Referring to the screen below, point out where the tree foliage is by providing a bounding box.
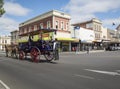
[0,0,5,17]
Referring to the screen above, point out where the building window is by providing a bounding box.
[86,23,93,28]
[24,28,27,33]
[29,26,32,32]
[34,25,37,31]
[22,28,24,34]
[47,21,51,29]
[40,23,43,29]
[99,26,101,31]
[95,33,100,39]
[27,28,29,33]
[103,36,106,38]
[61,21,64,30]
[66,22,69,31]
[2,40,4,43]
[5,40,7,44]
[55,21,59,29]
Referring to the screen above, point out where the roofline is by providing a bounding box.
[72,18,102,26]
[10,30,19,33]
[19,10,71,27]
[116,24,120,30]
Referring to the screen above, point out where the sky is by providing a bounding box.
[0,0,120,35]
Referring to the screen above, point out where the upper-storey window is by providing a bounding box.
[47,21,51,29]
[5,40,7,44]
[55,21,59,29]
[40,23,43,29]
[61,21,64,30]
[24,28,27,33]
[66,22,69,31]
[29,26,32,32]
[86,23,93,29]
[34,25,37,31]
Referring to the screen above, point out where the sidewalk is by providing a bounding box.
[59,50,105,55]
[0,50,105,56]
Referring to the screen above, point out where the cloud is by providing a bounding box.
[0,16,19,35]
[63,0,120,24]
[0,1,32,35]
[4,1,31,16]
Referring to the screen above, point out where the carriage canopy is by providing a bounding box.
[18,29,57,43]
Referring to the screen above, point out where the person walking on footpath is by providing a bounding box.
[87,45,89,54]
[53,38,59,60]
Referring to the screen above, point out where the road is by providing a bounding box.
[0,51,120,89]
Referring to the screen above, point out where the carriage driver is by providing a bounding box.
[38,31,46,49]
[28,34,34,50]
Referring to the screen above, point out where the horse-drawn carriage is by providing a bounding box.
[5,29,59,62]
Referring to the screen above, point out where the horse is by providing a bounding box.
[5,44,19,59]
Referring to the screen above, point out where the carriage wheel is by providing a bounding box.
[19,51,25,60]
[30,47,40,63]
[44,50,54,62]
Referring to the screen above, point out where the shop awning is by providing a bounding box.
[57,37,79,42]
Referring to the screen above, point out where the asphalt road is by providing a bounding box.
[0,51,120,89]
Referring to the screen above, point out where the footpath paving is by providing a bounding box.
[0,50,105,56]
[59,50,105,55]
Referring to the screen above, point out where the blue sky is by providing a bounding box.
[0,0,120,35]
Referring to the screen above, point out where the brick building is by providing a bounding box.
[19,10,77,51]
[72,18,103,50]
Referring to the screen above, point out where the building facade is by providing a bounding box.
[19,10,77,52]
[72,18,102,50]
[71,26,95,51]
[11,30,19,45]
[0,36,11,51]
[116,24,120,43]
[106,28,120,49]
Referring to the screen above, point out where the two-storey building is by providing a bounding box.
[19,10,77,52]
[72,18,103,50]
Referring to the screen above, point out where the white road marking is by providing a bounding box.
[73,74,95,79]
[85,69,120,76]
[0,80,10,89]
[116,70,120,72]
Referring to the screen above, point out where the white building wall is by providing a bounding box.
[0,36,11,51]
[101,27,108,40]
[75,27,95,43]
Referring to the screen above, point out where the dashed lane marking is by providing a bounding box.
[116,70,120,73]
[73,74,95,80]
[85,69,120,76]
[0,80,10,89]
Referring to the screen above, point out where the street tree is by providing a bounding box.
[0,0,5,17]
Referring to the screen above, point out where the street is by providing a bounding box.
[0,51,120,89]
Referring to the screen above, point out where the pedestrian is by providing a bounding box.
[87,45,89,54]
[53,38,59,60]
[5,45,8,57]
